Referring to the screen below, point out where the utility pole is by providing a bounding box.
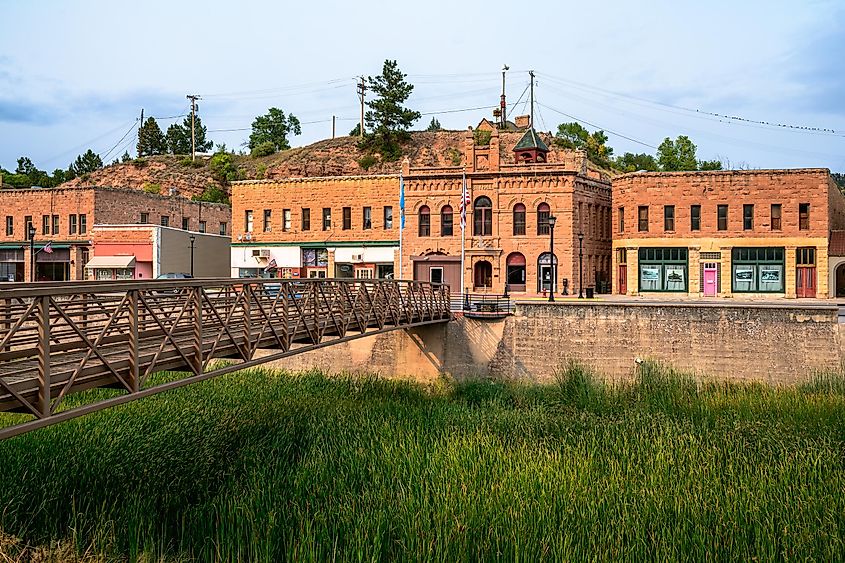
[357,77,366,138]
[138,108,144,157]
[529,70,535,129]
[186,94,200,161]
[500,65,509,128]
[332,115,336,139]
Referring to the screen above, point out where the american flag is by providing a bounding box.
[42,241,53,254]
[459,172,469,230]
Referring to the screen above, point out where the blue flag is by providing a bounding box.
[399,175,405,229]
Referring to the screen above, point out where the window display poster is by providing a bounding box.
[664,265,686,288]
[760,268,781,282]
[734,266,754,283]
[641,266,660,281]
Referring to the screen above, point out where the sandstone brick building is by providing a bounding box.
[0,187,230,282]
[612,169,845,298]
[229,121,613,296]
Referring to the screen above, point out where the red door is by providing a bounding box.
[618,264,627,294]
[796,267,816,298]
[703,265,718,297]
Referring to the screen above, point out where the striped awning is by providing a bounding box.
[85,255,136,269]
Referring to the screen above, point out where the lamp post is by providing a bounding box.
[189,235,196,277]
[28,225,36,283]
[548,215,556,302]
[578,231,584,299]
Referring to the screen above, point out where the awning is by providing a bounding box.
[85,255,136,269]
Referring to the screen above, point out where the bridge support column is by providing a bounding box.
[127,290,140,393]
[36,295,51,417]
[192,287,203,374]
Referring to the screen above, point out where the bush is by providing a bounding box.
[209,152,240,184]
[142,182,161,195]
[446,147,462,166]
[250,141,275,158]
[255,164,267,180]
[179,157,205,168]
[133,158,147,168]
[473,129,492,146]
[358,154,378,170]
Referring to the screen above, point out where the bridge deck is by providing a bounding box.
[0,278,450,439]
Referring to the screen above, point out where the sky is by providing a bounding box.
[0,0,843,173]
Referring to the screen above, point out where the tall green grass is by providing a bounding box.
[1,362,845,561]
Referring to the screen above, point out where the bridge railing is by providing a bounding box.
[0,278,450,439]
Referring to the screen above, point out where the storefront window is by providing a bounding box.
[638,248,688,292]
[731,247,784,293]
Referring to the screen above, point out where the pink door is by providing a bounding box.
[703,266,717,297]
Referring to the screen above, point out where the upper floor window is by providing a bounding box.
[513,203,526,236]
[799,203,810,230]
[322,208,331,231]
[717,205,728,231]
[342,207,351,230]
[69,214,77,235]
[302,208,311,231]
[219,222,228,236]
[537,202,551,235]
[52,215,59,235]
[5,216,12,236]
[419,205,431,237]
[199,221,207,233]
[42,215,49,235]
[638,206,648,232]
[140,212,149,224]
[618,206,624,233]
[363,207,372,230]
[441,205,453,236]
[263,209,272,232]
[663,205,675,232]
[244,210,253,232]
[79,214,87,234]
[160,215,169,228]
[690,205,701,231]
[182,217,189,230]
[283,209,291,231]
[771,204,782,231]
[743,204,754,230]
[384,206,393,229]
[474,196,493,236]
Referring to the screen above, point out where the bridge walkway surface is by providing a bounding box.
[0,278,451,439]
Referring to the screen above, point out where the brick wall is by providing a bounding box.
[94,188,231,235]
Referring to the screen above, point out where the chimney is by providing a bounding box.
[514,115,531,129]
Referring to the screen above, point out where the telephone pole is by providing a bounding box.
[500,65,509,128]
[528,70,535,129]
[138,108,144,157]
[332,115,336,139]
[357,77,366,138]
[186,94,200,161]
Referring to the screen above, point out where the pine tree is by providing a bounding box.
[136,117,167,157]
[426,117,442,131]
[166,115,213,155]
[361,60,421,161]
[67,149,103,177]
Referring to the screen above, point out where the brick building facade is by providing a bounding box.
[0,186,230,282]
[230,122,613,296]
[612,169,845,298]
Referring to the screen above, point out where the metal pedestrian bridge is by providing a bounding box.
[0,278,451,439]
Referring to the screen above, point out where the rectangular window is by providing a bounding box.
[283,209,291,231]
[771,204,782,231]
[342,207,351,230]
[743,204,754,230]
[263,209,272,232]
[638,206,649,232]
[663,205,675,232]
[384,206,393,229]
[199,221,207,233]
[717,205,728,231]
[244,210,253,232]
[5,216,12,236]
[537,208,550,235]
[638,247,688,292]
[140,212,149,224]
[419,210,431,237]
[799,203,810,231]
[363,206,372,230]
[690,205,701,231]
[797,247,816,266]
[69,214,77,235]
[442,209,454,236]
[302,208,311,231]
[513,208,526,236]
[618,207,624,233]
[24,216,32,237]
[732,247,784,293]
[182,217,189,230]
[42,215,49,235]
[322,208,331,231]
[52,215,59,235]
[219,222,227,236]
[79,214,87,234]
[160,215,169,227]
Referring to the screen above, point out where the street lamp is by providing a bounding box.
[548,215,556,302]
[28,225,36,283]
[189,235,196,277]
[578,231,584,299]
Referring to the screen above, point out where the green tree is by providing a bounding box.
[121,151,132,163]
[657,135,698,171]
[166,115,213,155]
[698,159,723,171]
[614,152,659,172]
[349,123,361,137]
[248,108,301,152]
[137,117,167,156]
[426,117,442,131]
[553,122,613,169]
[209,149,241,184]
[68,149,103,177]
[15,157,37,176]
[833,172,845,190]
[361,59,421,161]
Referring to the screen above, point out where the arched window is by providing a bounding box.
[474,260,493,288]
[506,252,526,292]
[473,196,493,236]
[537,203,551,235]
[441,205,453,236]
[513,203,526,236]
[418,206,430,237]
[537,252,558,293]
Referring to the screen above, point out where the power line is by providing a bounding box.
[537,101,658,149]
[101,121,139,162]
